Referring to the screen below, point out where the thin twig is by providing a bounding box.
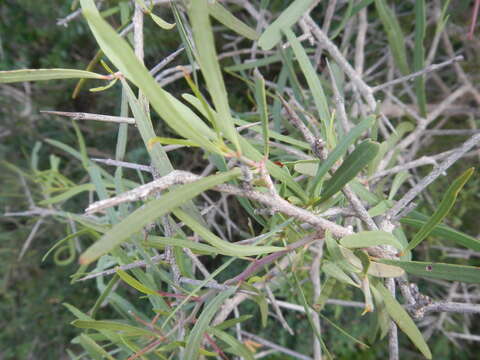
[386,132,480,218]
[372,56,464,92]
[78,254,166,281]
[240,331,312,360]
[84,170,353,237]
[41,111,135,124]
[18,217,45,261]
[387,278,399,360]
[91,158,153,172]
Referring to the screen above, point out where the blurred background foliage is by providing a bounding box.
[1,0,479,359]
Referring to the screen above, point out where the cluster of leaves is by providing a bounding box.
[1,0,480,359]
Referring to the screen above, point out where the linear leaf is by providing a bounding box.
[175,209,285,256]
[77,334,116,360]
[379,259,480,284]
[340,247,404,278]
[318,140,379,203]
[232,117,310,150]
[214,315,253,331]
[0,68,105,83]
[284,28,331,145]
[116,268,158,295]
[388,171,410,200]
[329,0,355,40]
[413,0,427,116]
[403,168,474,253]
[254,70,270,157]
[71,320,154,337]
[39,183,112,205]
[400,215,480,252]
[79,169,241,265]
[209,328,254,360]
[224,54,283,72]
[367,200,394,217]
[184,288,236,360]
[149,12,175,30]
[258,0,314,50]
[340,231,403,251]
[310,115,376,194]
[182,93,308,201]
[208,1,258,40]
[369,121,414,176]
[145,236,220,255]
[322,261,359,287]
[325,231,359,274]
[374,0,410,75]
[208,327,255,360]
[375,282,432,359]
[80,0,222,154]
[349,179,382,206]
[294,160,319,177]
[188,0,241,152]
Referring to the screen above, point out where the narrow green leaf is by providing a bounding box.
[294,160,319,177]
[291,267,332,359]
[208,1,258,40]
[369,122,414,176]
[318,141,380,203]
[413,0,427,116]
[322,261,359,287]
[310,115,376,194]
[224,54,282,72]
[367,200,394,217]
[149,12,175,30]
[340,231,403,251]
[351,0,375,17]
[79,169,241,265]
[80,0,222,154]
[374,0,410,75]
[388,171,410,200]
[116,268,158,295]
[64,302,93,321]
[340,247,404,278]
[184,288,236,360]
[42,229,92,262]
[183,93,310,150]
[0,68,106,83]
[403,168,474,253]
[187,0,241,152]
[325,231,360,274]
[254,70,270,158]
[182,93,308,201]
[241,282,268,327]
[232,117,310,150]
[379,259,480,284]
[145,236,220,255]
[175,209,285,256]
[329,0,355,40]
[214,315,253,331]
[400,215,480,252]
[39,183,110,205]
[78,334,116,360]
[318,311,370,348]
[375,282,431,359]
[71,320,154,337]
[284,28,332,145]
[258,0,314,50]
[209,328,254,360]
[90,274,119,319]
[349,179,382,206]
